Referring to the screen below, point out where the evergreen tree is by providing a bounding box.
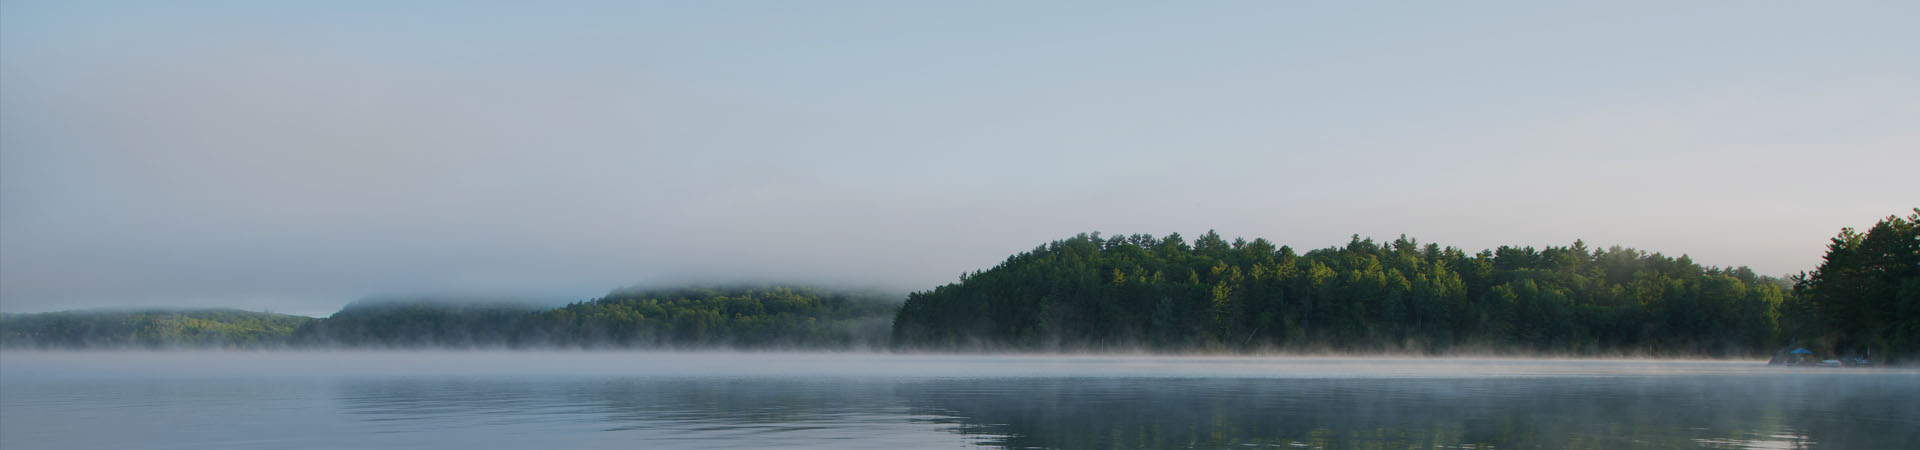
[1790,208,1920,363]
[893,230,1805,357]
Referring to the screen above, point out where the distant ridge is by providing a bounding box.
[2,285,900,350]
[7,210,1912,362]
[0,308,316,349]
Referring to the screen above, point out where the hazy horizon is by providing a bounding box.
[4,1,1915,316]
[0,232,1832,318]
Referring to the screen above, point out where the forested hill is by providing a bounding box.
[287,299,544,348]
[3,286,901,350]
[0,309,316,349]
[287,286,898,349]
[8,210,1909,357]
[515,286,897,349]
[892,231,1796,357]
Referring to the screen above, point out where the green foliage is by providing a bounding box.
[290,285,898,349]
[0,309,316,349]
[518,286,898,349]
[290,300,542,348]
[15,209,1910,359]
[1788,208,1920,363]
[893,231,1795,356]
[6,286,898,351]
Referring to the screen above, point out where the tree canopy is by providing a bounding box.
[289,299,542,348]
[4,286,899,351]
[285,285,898,349]
[0,309,316,349]
[1786,208,1920,362]
[512,285,897,349]
[10,210,1914,361]
[893,231,1792,357]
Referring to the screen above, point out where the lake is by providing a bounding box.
[1,352,1914,449]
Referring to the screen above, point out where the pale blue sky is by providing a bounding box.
[3,1,1915,315]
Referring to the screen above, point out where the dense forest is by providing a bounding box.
[0,309,315,349]
[286,286,897,349]
[892,231,1790,357]
[515,286,896,349]
[5,210,1912,361]
[1785,209,1920,363]
[894,210,1919,362]
[287,299,544,348]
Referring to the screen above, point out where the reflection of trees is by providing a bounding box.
[330,374,1917,450]
[333,379,554,430]
[894,375,1915,450]
[581,378,900,428]
[333,377,912,431]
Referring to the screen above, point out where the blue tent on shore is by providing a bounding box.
[1791,348,1813,355]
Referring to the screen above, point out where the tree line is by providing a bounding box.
[893,231,1789,356]
[1785,209,1919,362]
[894,209,1918,362]
[290,286,895,349]
[0,309,316,349]
[1,286,897,350]
[5,209,1912,361]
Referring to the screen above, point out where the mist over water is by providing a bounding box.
[4,352,1914,449]
[4,2,1914,449]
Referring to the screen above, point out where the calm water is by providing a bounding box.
[1,353,1914,450]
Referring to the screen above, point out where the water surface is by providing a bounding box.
[2,352,1913,449]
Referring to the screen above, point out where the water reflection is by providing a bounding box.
[12,355,1913,450]
[331,372,1918,450]
[892,377,1849,450]
[334,378,983,449]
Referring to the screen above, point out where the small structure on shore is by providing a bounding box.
[1768,347,1815,366]
[1767,347,1873,367]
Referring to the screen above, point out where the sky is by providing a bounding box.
[2,1,1915,316]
